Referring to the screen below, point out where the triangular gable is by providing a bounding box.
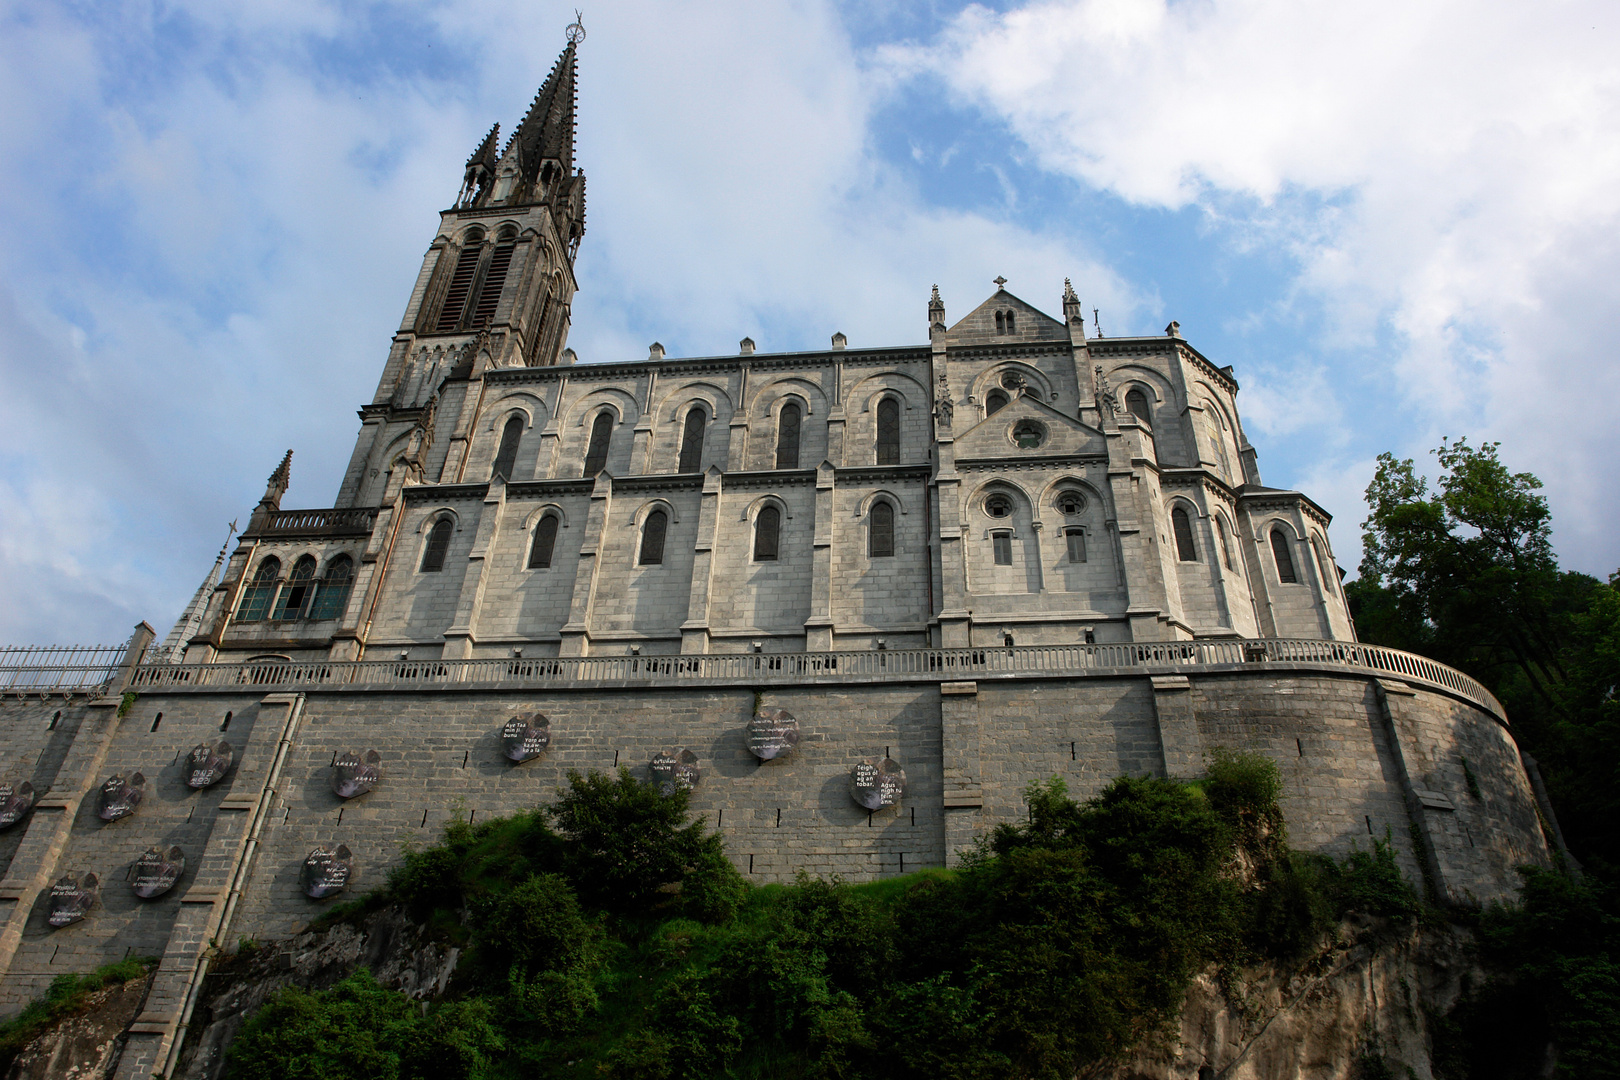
[953,393,1104,458]
[948,289,1069,343]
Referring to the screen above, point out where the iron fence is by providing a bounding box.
[0,644,130,693]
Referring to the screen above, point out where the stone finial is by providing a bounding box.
[649,342,664,361]
[739,337,756,355]
[831,332,847,351]
[928,284,945,327]
[560,348,577,365]
[258,450,292,511]
[1166,321,1182,338]
[1062,278,1083,324]
[994,275,1008,290]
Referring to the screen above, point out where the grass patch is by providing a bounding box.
[0,955,155,1073]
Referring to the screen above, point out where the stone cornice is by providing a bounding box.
[476,346,932,386]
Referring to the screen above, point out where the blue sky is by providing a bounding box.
[2,0,1618,645]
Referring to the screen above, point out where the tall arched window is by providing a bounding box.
[869,501,894,558]
[1270,527,1298,583]
[1215,515,1236,572]
[775,402,801,469]
[875,397,900,465]
[754,505,780,561]
[236,557,281,622]
[1125,389,1152,425]
[468,237,515,329]
[421,518,453,573]
[1313,535,1337,594]
[994,311,1005,334]
[1065,528,1087,563]
[582,411,613,477]
[1171,507,1197,562]
[639,510,668,565]
[433,237,484,332]
[985,390,1009,416]
[272,556,318,619]
[1005,311,1017,333]
[491,416,523,480]
[308,555,354,620]
[528,514,559,569]
[678,406,706,473]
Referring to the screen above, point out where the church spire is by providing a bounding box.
[457,123,501,208]
[511,21,581,187]
[156,524,235,664]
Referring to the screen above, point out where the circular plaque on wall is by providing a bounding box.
[849,756,907,811]
[97,773,146,822]
[301,845,354,899]
[186,741,234,789]
[131,845,186,900]
[0,781,36,829]
[746,708,800,761]
[332,750,382,799]
[48,872,98,927]
[649,749,700,796]
[501,713,552,762]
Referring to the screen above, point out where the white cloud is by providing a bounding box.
[889,0,1620,575]
[0,0,1131,643]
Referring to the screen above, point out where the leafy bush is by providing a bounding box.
[1327,834,1421,920]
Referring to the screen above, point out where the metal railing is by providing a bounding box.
[122,638,1506,721]
[0,644,130,693]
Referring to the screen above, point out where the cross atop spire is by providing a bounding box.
[994,276,1008,290]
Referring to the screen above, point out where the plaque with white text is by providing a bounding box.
[501,713,551,762]
[48,872,98,927]
[0,781,35,829]
[97,773,146,822]
[649,749,700,796]
[746,708,800,761]
[301,845,354,899]
[332,750,382,798]
[850,756,907,811]
[131,845,185,899]
[186,741,233,789]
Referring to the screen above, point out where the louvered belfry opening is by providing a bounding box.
[470,241,515,328]
[435,243,484,332]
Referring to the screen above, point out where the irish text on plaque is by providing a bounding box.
[849,756,907,811]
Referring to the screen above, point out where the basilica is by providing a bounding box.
[171,30,1355,668]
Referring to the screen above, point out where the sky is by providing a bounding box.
[1,0,1618,646]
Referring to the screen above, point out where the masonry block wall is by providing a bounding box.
[0,664,1552,1020]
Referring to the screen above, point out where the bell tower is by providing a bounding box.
[335,20,588,509]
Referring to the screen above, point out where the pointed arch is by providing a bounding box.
[639,508,668,566]
[421,517,454,572]
[272,555,318,619]
[678,404,707,473]
[1270,525,1298,584]
[1171,505,1198,562]
[583,410,613,477]
[309,554,354,620]
[868,499,894,558]
[529,512,561,569]
[875,396,900,465]
[491,415,524,480]
[775,400,802,469]
[236,557,281,622]
[753,504,781,561]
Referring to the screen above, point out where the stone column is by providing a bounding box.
[1150,675,1202,778]
[442,476,507,659]
[804,462,836,651]
[560,473,613,656]
[681,468,723,654]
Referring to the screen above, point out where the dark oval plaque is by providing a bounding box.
[649,749,700,796]
[97,773,146,822]
[501,713,551,763]
[850,756,907,811]
[48,872,98,927]
[0,781,35,829]
[301,844,354,899]
[747,708,800,761]
[332,750,381,799]
[131,845,185,900]
[187,741,234,789]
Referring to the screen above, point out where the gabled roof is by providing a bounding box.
[948,288,1069,344]
[952,392,1104,460]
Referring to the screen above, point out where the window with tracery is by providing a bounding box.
[776,402,801,469]
[1172,507,1197,562]
[583,411,612,477]
[754,505,780,561]
[1271,527,1298,583]
[272,556,318,619]
[640,510,667,565]
[985,494,1013,519]
[875,397,900,465]
[869,501,894,558]
[678,406,706,473]
[421,518,453,572]
[985,390,1009,416]
[308,555,353,620]
[491,416,523,480]
[529,514,559,569]
[236,558,280,622]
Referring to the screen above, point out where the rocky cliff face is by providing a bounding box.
[6,911,1479,1079]
[1106,915,1479,1080]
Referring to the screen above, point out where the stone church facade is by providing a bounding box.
[0,30,1560,1076]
